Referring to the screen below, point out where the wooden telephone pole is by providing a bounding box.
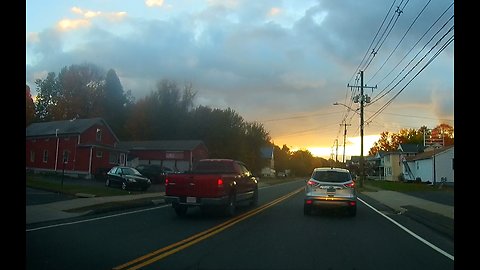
[347,71,376,188]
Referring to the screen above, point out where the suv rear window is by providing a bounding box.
[311,171,351,183]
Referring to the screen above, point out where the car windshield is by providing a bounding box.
[311,171,351,183]
[121,167,142,176]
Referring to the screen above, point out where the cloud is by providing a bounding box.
[268,7,281,17]
[57,18,91,31]
[145,0,164,8]
[26,0,453,156]
[55,7,127,32]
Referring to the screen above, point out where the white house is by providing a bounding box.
[404,145,454,185]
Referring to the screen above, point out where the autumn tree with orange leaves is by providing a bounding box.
[368,124,454,156]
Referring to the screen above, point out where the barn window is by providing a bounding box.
[30,151,35,163]
[96,128,102,142]
[43,150,48,163]
[96,151,103,158]
[63,150,70,163]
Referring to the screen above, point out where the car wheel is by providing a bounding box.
[105,179,110,187]
[121,182,127,190]
[224,193,236,217]
[304,204,311,216]
[173,203,188,217]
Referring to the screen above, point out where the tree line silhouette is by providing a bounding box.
[26,62,453,176]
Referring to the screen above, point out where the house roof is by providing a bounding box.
[118,140,206,151]
[405,145,454,161]
[374,151,387,158]
[398,143,424,153]
[26,117,119,142]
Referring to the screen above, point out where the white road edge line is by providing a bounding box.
[26,205,170,232]
[358,197,454,261]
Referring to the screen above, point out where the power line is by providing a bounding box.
[366,30,453,123]
[368,3,454,106]
[348,0,398,86]
[367,0,432,85]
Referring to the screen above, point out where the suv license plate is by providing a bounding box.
[186,197,197,203]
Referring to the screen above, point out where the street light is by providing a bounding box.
[333,102,360,115]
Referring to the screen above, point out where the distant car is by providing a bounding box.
[105,166,151,191]
[304,167,357,216]
[135,164,173,184]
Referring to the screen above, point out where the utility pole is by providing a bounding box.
[347,70,376,188]
[341,122,351,163]
[335,139,339,163]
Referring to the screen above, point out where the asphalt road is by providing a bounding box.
[26,180,454,270]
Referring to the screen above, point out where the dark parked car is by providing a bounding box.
[135,164,173,184]
[105,166,151,191]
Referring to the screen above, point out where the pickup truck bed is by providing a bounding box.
[164,159,259,216]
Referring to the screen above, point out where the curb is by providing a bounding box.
[66,196,167,215]
[75,193,96,198]
[359,191,454,240]
[402,205,454,240]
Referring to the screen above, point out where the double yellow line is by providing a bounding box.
[113,187,304,270]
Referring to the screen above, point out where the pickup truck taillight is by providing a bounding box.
[217,178,224,187]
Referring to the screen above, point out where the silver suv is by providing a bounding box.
[304,167,357,216]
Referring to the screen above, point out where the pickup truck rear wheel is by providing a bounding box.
[224,194,236,217]
[173,203,188,217]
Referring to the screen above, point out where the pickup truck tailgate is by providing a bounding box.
[166,174,225,197]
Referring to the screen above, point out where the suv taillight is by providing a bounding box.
[307,180,316,186]
[344,182,354,188]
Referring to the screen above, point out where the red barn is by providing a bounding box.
[26,118,128,179]
[118,140,209,172]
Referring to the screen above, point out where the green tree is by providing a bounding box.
[243,121,271,173]
[289,149,315,177]
[273,144,291,174]
[56,63,106,119]
[151,79,197,139]
[34,72,60,121]
[26,85,35,126]
[103,69,130,138]
[123,98,156,140]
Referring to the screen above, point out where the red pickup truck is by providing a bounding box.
[164,159,259,217]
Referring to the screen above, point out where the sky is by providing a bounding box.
[26,0,454,160]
